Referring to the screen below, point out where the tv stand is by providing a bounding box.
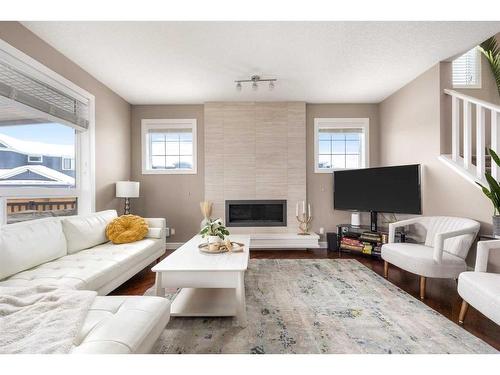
[370,211,378,232]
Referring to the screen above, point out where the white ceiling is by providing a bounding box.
[21,22,500,105]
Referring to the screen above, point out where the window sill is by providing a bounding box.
[142,168,197,175]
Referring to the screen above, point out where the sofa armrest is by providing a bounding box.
[388,217,423,243]
[433,226,479,263]
[145,218,166,245]
[475,240,500,272]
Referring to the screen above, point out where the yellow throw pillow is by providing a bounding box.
[106,215,149,244]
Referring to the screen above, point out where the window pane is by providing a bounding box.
[179,155,193,169]
[318,132,331,141]
[179,141,193,155]
[345,132,361,141]
[165,156,178,169]
[318,154,331,169]
[179,132,192,141]
[346,155,361,169]
[332,140,345,154]
[332,155,346,169]
[150,133,165,142]
[166,141,179,155]
[6,197,77,224]
[151,141,165,155]
[332,133,345,141]
[151,156,165,168]
[0,123,76,188]
[346,140,361,154]
[318,140,331,154]
[165,133,180,142]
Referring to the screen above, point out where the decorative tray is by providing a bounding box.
[198,241,245,254]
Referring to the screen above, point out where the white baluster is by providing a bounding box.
[476,105,485,179]
[463,100,472,170]
[492,110,500,180]
[452,96,460,162]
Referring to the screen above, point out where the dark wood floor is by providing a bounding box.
[110,248,500,351]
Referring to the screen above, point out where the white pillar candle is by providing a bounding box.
[308,203,311,217]
[302,201,306,214]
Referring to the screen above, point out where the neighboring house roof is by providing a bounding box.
[0,165,75,186]
[0,133,74,158]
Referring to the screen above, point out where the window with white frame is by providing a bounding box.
[0,39,95,224]
[452,47,481,88]
[27,155,43,163]
[314,118,369,173]
[142,119,197,174]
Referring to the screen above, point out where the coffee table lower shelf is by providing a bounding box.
[170,288,237,317]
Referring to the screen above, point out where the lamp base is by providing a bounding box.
[124,198,130,215]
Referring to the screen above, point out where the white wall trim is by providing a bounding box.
[166,242,184,250]
[141,118,197,175]
[314,117,370,173]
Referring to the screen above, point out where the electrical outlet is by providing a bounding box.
[170,228,176,236]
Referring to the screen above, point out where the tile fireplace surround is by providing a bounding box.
[204,102,307,234]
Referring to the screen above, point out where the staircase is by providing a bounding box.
[439,89,500,187]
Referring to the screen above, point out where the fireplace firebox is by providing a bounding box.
[225,200,287,227]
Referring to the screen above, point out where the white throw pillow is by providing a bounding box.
[0,217,67,280]
[62,210,118,254]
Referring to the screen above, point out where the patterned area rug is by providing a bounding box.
[151,259,497,354]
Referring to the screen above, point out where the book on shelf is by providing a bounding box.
[340,243,364,252]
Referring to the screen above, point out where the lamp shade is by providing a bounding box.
[116,181,140,198]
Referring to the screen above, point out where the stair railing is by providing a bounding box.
[444,89,500,181]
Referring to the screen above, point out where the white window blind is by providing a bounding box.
[0,59,89,130]
[452,47,481,88]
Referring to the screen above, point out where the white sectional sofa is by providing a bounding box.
[0,210,170,354]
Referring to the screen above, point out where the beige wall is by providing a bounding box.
[306,104,380,237]
[380,63,499,271]
[0,22,131,211]
[130,105,204,242]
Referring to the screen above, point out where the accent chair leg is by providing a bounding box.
[419,276,426,300]
[459,300,469,325]
[155,257,161,264]
[383,261,389,278]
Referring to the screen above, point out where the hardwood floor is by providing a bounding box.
[110,248,500,351]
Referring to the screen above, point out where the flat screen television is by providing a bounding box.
[333,165,421,229]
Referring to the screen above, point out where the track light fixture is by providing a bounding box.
[235,75,277,91]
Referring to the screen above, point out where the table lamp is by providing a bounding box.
[116,181,140,215]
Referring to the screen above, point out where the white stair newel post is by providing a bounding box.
[476,105,486,179]
[451,96,460,162]
[463,100,472,170]
[492,110,500,180]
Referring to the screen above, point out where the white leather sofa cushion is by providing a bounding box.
[382,242,467,278]
[147,227,162,239]
[0,217,67,280]
[71,296,170,354]
[458,271,500,325]
[0,238,162,291]
[62,210,117,254]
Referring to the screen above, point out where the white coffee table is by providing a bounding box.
[152,234,250,326]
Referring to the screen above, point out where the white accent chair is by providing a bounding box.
[381,216,480,300]
[457,240,500,326]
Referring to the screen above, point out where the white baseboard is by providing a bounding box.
[166,242,184,250]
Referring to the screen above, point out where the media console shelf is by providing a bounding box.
[336,224,406,258]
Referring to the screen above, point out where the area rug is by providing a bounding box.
[151,259,497,354]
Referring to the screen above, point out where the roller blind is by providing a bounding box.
[0,59,89,130]
[452,47,481,87]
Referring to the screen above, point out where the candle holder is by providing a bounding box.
[296,212,312,235]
